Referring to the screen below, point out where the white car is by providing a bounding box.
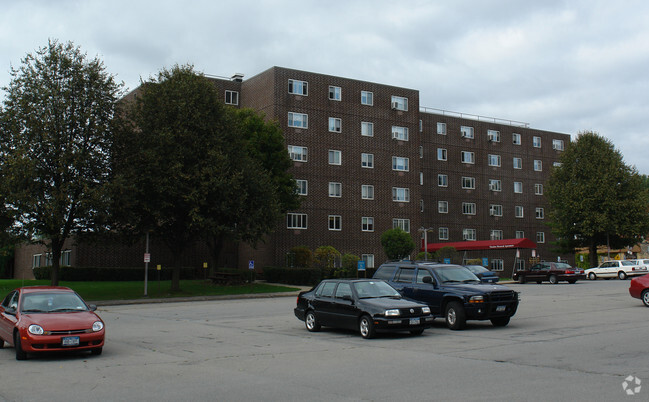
[631,259,649,270]
[585,260,648,280]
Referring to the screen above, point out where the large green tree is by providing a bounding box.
[381,228,415,260]
[546,131,649,267]
[0,40,123,285]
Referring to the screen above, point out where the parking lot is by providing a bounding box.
[1,279,647,401]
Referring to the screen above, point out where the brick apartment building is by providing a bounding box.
[13,66,571,279]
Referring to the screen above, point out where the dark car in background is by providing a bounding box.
[629,274,649,307]
[513,262,585,284]
[374,262,519,330]
[294,279,434,339]
[464,265,500,283]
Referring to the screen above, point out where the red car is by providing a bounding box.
[629,274,649,307]
[0,286,105,360]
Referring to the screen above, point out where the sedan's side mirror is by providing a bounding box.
[341,295,354,303]
[88,304,97,311]
[422,276,433,284]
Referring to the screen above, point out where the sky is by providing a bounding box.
[2,0,649,173]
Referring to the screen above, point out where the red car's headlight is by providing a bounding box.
[28,324,44,335]
[92,321,104,332]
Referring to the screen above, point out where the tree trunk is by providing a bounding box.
[589,241,598,268]
[50,238,63,286]
[171,253,181,292]
[207,236,225,273]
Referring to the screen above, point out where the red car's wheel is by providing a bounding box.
[14,331,27,361]
[642,289,649,307]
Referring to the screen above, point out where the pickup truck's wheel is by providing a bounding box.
[642,289,649,307]
[490,317,510,327]
[305,310,321,332]
[549,275,558,284]
[445,301,466,330]
[618,271,627,280]
[359,315,375,339]
[588,272,597,280]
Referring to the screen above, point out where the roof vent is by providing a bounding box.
[231,73,244,82]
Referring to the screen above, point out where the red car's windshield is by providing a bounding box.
[20,292,89,313]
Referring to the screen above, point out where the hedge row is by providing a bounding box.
[262,266,321,286]
[33,266,199,281]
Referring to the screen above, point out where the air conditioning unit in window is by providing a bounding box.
[489,183,497,191]
[391,101,399,110]
[489,208,496,216]
[392,131,400,139]
[487,134,495,142]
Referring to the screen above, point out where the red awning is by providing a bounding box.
[423,238,537,252]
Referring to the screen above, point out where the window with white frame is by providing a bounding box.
[361,121,374,137]
[513,133,522,145]
[463,228,476,241]
[361,153,374,168]
[438,174,448,187]
[328,86,341,101]
[438,201,448,213]
[488,154,501,167]
[225,90,239,105]
[419,146,424,158]
[392,187,410,202]
[437,122,447,135]
[362,254,375,268]
[419,172,424,186]
[61,250,71,266]
[513,157,522,169]
[288,79,308,95]
[462,202,476,215]
[515,259,526,271]
[514,181,523,193]
[328,182,341,198]
[461,151,475,164]
[533,136,541,148]
[361,184,374,200]
[462,176,475,189]
[328,117,342,133]
[295,179,308,195]
[489,179,502,192]
[361,91,373,106]
[487,130,500,142]
[287,213,308,229]
[362,217,374,232]
[534,160,542,171]
[393,218,410,232]
[553,162,562,167]
[515,230,525,238]
[392,156,409,171]
[460,126,474,139]
[439,227,449,240]
[489,204,503,217]
[32,254,42,268]
[490,259,504,271]
[536,207,545,219]
[515,206,524,218]
[536,232,545,243]
[392,126,409,141]
[553,139,564,151]
[288,112,308,128]
[288,145,308,162]
[328,150,341,165]
[490,230,504,240]
[419,120,423,132]
[329,215,342,231]
[535,183,543,195]
[437,148,447,161]
[391,95,408,111]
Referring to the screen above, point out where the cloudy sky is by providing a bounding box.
[2,0,648,173]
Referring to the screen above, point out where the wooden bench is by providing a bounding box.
[208,271,244,286]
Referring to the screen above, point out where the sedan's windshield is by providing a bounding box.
[20,292,88,313]
[354,281,401,298]
[432,266,480,283]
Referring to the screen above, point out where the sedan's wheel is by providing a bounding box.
[490,317,510,327]
[14,332,27,361]
[588,272,597,280]
[618,271,627,280]
[549,275,558,284]
[567,279,577,284]
[518,275,526,284]
[359,315,376,339]
[0,337,5,349]
[90,347,103,356]
[641,289,649,307]
[409,328,425,336]
[445,301,467,330]
[305,310,321,332]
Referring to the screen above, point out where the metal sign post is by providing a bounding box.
[144,232,150,297]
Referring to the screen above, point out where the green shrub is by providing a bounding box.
[334,253,359,278]
[263,266,321,286]
[314,246,341,279]
[291,245,313,268]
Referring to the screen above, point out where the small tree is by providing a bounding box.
[291,246,313,268]
[381,228,415,260]
[436,246,459,263]
[335,253,360,278]
[314,246,341,278]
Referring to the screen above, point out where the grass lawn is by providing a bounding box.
[0,279,300,302]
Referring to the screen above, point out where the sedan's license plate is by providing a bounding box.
[61,336,80,346]
[409,318,420,325]
[496,305,506,312]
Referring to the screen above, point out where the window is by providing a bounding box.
[61,250,71,266]
[515,206,524,218]
[419,120,423,132]
[361,184,374,200]
[419,146,424,159]
[438,201,448,213]
[489,204,503,217]
[552,139,564,151]
[488,154,501,167]
[487,130,500,142]
[392,156,409,171]
[437,148,447,161]
[514,182,523,193]
[288,79,308,95]
[490,259,504,271]
[536,232,545,243]
[534,160,542,171]
[438,174,448,187]
[513,133,521,145]
[329,215,342,231]
[462,176,475,189]
[288,112,308,128]
[419,172,424,186]
[393,218,410,232]
[535,183,544,195]
[361,254,375,268]
[361,121,374,137]
[515,259,526,271]
[328,150,341,165]
[515,230,525,238]
[462,202,476,215]
[536,208,545,219]
[533,136,541,148]
[396,268,415,283]
[391,95,408,111]
[288,145,308,162]
[490,230,504,240]
[461,151,475,164]
[328,182,341,197]
[32,254,42,268]
[513,157,522,169]
[489,179,502,192]
[463,228,476,241]
[460,126,474,139]
[553,162,562,167]
[437,122,447,135]
[295,179,308,195]
[328,117,342,133]
[328,86,341,101]
[361,91,373,106]
[361,153,374,168]
[439,227,449,240]
[392,126,409,141]
[392,187,410,202]
[362,217,374,232]
[335,283,352,299]
[225,90,239,105]
[287,213,308,229]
